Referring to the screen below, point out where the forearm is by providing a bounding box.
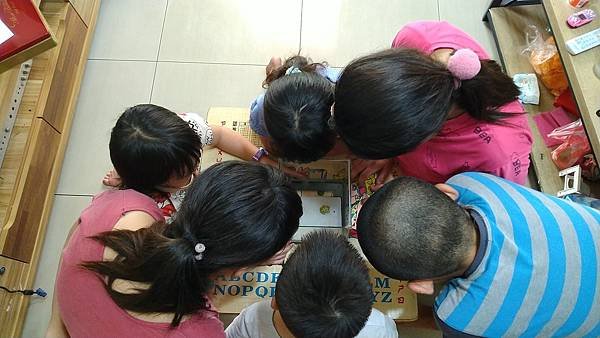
[211,126,259,161]
[46,290,68,338]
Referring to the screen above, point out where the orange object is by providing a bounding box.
[552,134,591,169]
[528,37,569,96]
[569,0,589,8]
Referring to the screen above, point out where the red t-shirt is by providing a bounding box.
[56,189,225,338]
[392,21,533,184]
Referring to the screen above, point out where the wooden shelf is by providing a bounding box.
[488,5,565,194]
[542,0,600,165]
[489,4,600,197]
[0,0,100,336]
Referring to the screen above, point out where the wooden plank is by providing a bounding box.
[0,66,20,131]
[67,0,97,27]
[542,0,600,165]
[39,5,87,132]
[0,256,29,338]
[489,5,565,194]
[2,119,61,262]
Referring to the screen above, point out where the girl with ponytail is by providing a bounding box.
[49,161,301,337]
[334,21,533,187]
[250,55,350,163]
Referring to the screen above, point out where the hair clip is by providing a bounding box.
[285,66,302,76]
[327,115,336,130]
[447,49,481,87]
[194,242,206,261]
[327,105,336,130]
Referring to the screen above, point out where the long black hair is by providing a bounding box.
[83,161,302,327]
[334,48,520,159]
[109,104,202,193]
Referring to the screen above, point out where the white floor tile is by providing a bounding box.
[56,60,156,195]
[301,0,439,68]
[159,0,301,64]
[88,0,167,61]
[439,0,500,60]
[22,195,93,338]
[151,62,265,118]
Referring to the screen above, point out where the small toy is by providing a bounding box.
[569,0,589,8]
[567,9,596,28]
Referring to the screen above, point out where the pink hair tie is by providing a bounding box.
[447,49,481,87]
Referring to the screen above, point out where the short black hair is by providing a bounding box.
[109,104,202,193]
[264,72,336,163]
[276,231,373,338]
[334,48,519,159]
[357,177,474,280]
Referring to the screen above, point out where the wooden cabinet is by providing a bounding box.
[0,0,100,336]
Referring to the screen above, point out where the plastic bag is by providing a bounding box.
[522,25,569,96]
[548,119,585,141]
[549,119,592,169]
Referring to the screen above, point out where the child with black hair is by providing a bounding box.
[250,56,351,163]
[103,104,289,219]
[335,21,533,187]
[357,172,600,337]
[225,231,398,338]
[47,161,302,337]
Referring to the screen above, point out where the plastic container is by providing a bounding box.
[522,26,569,96]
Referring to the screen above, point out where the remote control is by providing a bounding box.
[566,27,600,55]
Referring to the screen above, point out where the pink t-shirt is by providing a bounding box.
[56,189,225,338]
[391,21,532,184]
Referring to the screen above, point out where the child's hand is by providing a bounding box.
[262,241,294,266]
[102,169,122,188]
[266,57,283,77]
[351,159,395,190]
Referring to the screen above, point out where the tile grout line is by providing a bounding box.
[55,193,95,197]
[87,58,270,67]
[298,0,304,53]
[149,0,170,102]
[88,58,157,63]
[437,0,441,20]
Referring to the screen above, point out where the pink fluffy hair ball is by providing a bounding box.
[447,49,481,80]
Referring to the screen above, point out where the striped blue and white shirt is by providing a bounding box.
[435,172,600,337]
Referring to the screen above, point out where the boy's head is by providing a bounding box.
[109,104,202,194]
[274,231,373,338]
[264,64,336,163]
[356,177,476,292]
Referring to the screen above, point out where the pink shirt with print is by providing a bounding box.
[391,21,532,184]
[56,189,225,338]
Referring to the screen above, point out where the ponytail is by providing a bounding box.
[334,48,519,159]
[263,55,328,88]
[455,59,520,122]
[82,222,208,327]
[82,161,302,327]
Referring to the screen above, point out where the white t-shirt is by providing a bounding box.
[225,300,399,338]
[166,112,213,213]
